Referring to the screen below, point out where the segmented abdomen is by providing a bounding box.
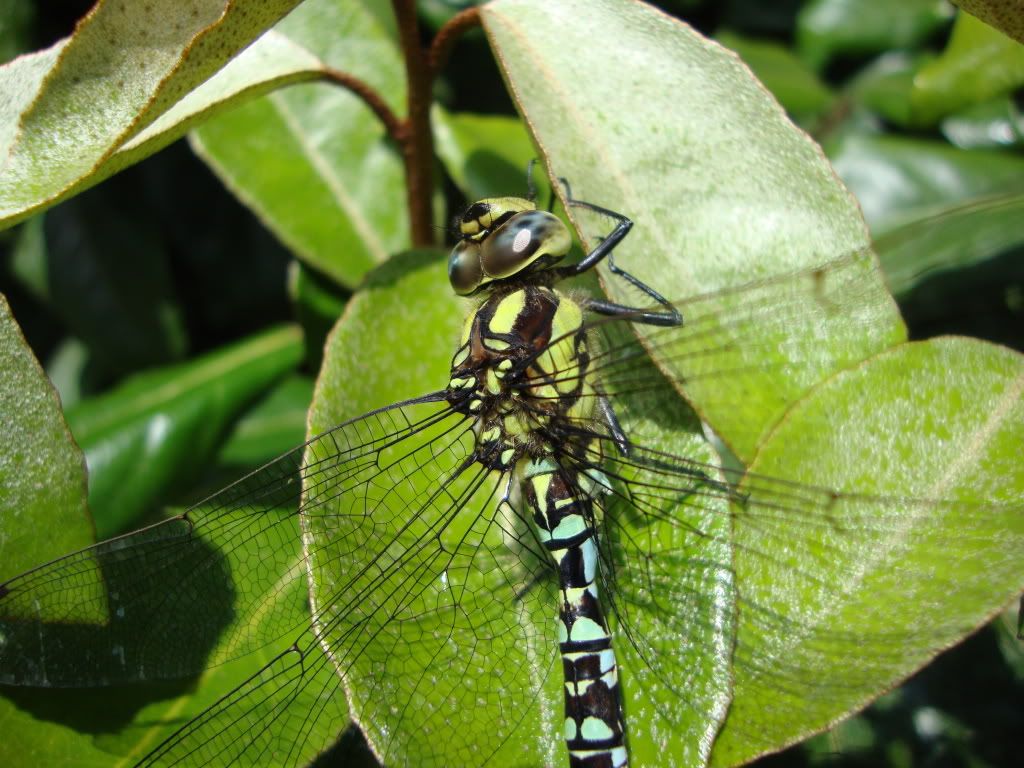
[524,458,627,768]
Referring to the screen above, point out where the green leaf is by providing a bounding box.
[716,338,1024,765]
[0,294,92,582]
[796,0,954,71]
[0,694,115,768]
[911,11,1024,126]
[190,0,408,288]
[309,252,462,423]
[954,0,1024,43]
[214,373,315,470]
[847,51,932,127]
[0,294,112,767]
[941,94,1024,148]
[65,325,304,538]
[828,132,1024,235]
[715,31,833,122]
[482,0,903,463]
[432,105,538,201]
[0,0,307,229]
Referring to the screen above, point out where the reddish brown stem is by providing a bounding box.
[321,67,404,142]
[321,4,478,248]
[429,7,481,76]
[392,0,435,247]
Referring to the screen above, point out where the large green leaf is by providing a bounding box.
[0,293,92,584]
[482,0,903,463]
[190,0,407,288]
[0,0,308,228]
[717,338,1024,765]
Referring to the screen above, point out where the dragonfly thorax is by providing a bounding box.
[447,284,598,471]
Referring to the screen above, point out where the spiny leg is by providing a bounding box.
[596,393,631,458]
[553,181,681,328]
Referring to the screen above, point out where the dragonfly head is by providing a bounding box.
[449,197,572,296]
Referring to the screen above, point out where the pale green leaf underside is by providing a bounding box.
[0,0,307,228]
[481,0,905,464]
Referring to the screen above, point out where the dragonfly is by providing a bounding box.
[0,178,1021,768]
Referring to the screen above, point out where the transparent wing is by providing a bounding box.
[523,252,1024,766]
[1,433,307,688]
[139,391,506,768]
[137,643,347,768]
[0,393,452,688]
[592,247,906,460]
[142,391,567,768]
[2,249,1020,768]
[302,395,560,768]
[0,391,568,768]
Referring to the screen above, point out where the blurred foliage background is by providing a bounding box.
[0,1,1021,766]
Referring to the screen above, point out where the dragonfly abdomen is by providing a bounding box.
[448,279,627,765]
[524,458,627,768]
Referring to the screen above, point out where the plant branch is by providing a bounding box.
[429,7,481,76]
[321,4,475,248]
[392,0,435,247]
[321,67,404,142]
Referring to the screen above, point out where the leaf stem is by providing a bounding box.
[429,7,481,76]
[321,67,404,141]
[321,5,481,248]
[392,0,435,247]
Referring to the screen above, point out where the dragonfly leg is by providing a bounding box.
[526,157,540,204]
[552,189,682,327]
[597,393,631,457]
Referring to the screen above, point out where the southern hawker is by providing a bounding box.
[1,177,1022,768]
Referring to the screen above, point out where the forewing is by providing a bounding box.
[305,395,565,768]
[131,393,500,767]
[0,437,308,687]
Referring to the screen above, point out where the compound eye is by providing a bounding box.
[480,210,570,279]
[448,239,484,295]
